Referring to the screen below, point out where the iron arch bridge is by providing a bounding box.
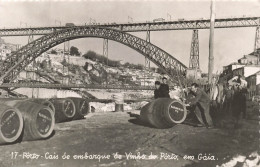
[0,26,187,83]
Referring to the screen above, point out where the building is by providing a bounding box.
[0,44,11,60]
[232,65,260,78]
[238,49,260,65]
[223,62,245,75]
[138,76,156,86]
[246,71,260,98]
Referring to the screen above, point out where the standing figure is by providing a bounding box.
[240,86,247,119]
[154,81,161,99]
[223,84,233,114]
[159,77,170,98]
[232,84,243,128]
[189,83,214,128]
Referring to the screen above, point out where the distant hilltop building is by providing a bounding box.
[221,48,260,97]
[0,38,19,60]
[238,49,259,65]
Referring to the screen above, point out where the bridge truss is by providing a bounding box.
[0,17,259,36]
[0,27,187,83]
[0,83,159,90]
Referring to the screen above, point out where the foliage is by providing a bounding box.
[50,50,57,54]
[70,46,80,56]
[83,51,120,67]
[40,60,48,70]
[157,68,166,74]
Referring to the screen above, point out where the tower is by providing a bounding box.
[186,29,201,79]
[189,29,200,69]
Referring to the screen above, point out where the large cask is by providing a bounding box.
[0,99,54,141]
[68,97,89,120]
[50,98,76,123]
[0,105,23,144]
[27,99,55,115]
[140,98,187,128]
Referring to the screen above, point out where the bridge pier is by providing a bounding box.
[186,29,201,79]
[28,34,39,98]
[103,39,108,84]
[62,41,70,84]
[144,30,151,86]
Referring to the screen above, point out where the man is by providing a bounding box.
[223,84,233,113]
[189,83,214,128]
[154,81,161,99]
[232,84,243,128]
[159,77,170,98]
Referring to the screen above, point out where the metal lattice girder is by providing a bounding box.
[255,26,260,51]
[145,30,151,69]
[0,83,157,90]
[103,39,108,60]
[0,27,187,83]
[0,83,177,90]
[0,17,259,36]
[189,29,200,69]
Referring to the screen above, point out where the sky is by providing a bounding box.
[0,0,259,73]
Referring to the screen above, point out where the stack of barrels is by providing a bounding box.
[0,97,90,145]
[140,98,187,129]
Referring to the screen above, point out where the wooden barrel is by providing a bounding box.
[0,99,55,141]
[0,105,23,144]
[140,98,187,129]
[50,98,76,123]
[25,99,55,115]
[68,97,89,120]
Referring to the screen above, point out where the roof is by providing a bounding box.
[246,70,260,78]
[238,54,258,60]
[248,48,260,55]
[223,62,242,67]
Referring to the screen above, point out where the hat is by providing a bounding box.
[155,81,161,85]
[162,77,167,80]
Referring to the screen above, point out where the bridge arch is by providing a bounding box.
[0,26,187,82]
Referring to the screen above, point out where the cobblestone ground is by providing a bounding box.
[0,110,258,167]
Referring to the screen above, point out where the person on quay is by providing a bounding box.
[159,77,170,98]
[232,84,244,128]
[154,81,162,99]
[240,86,247,119]
[223,84,234,114]
[188,83,214,128]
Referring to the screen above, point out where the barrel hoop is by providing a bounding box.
[42,101,55,115]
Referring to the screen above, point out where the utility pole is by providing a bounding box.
[254,26,260,64]
[208,0,215,84]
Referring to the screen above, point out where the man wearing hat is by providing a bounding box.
[159,77,170,98]
[154,81,162,99]
[189,83,213,128]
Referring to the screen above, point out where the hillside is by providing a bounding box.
[19,51,163,87]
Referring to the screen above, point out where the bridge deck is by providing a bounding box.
[0,17,259,36]
[0,83,158,90]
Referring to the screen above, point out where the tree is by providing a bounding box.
[70,46,80,56]
[40,60,48,70]
[83,51,97,60]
